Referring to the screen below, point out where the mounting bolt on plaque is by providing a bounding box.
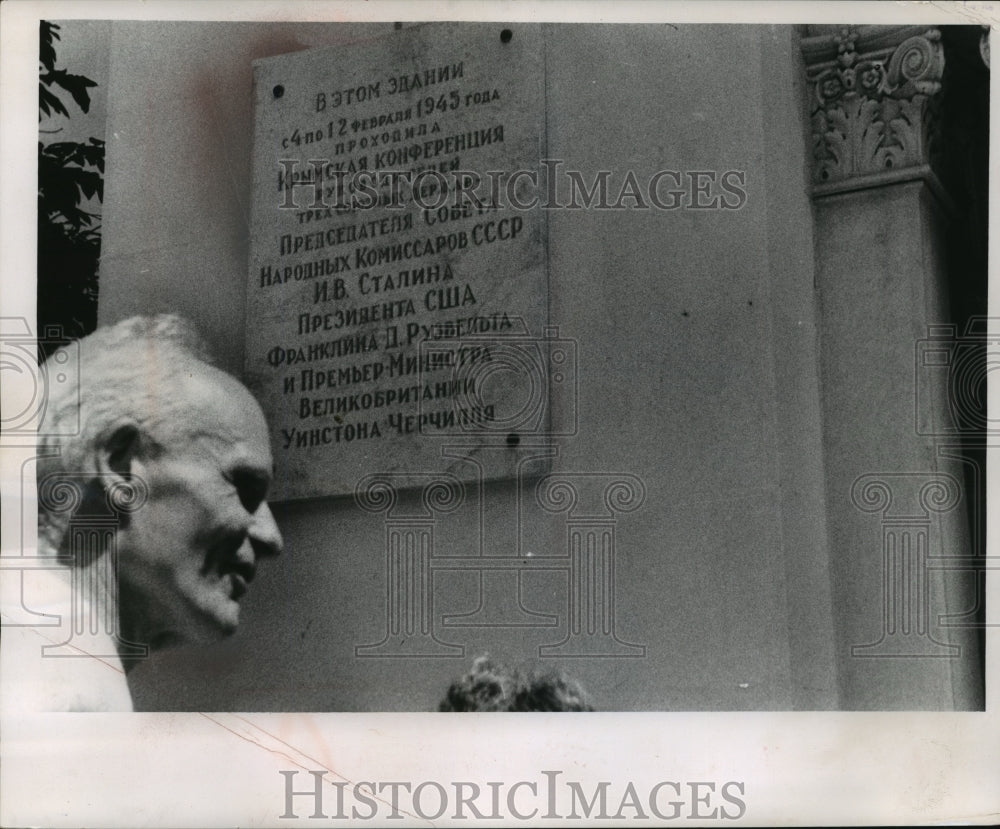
[272,84,284,99]
[500,29,513,44]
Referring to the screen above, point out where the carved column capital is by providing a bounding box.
[803,26,946,197]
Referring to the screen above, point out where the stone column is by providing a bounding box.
[804,26,982,708]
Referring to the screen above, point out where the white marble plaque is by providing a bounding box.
[246,24,549,500]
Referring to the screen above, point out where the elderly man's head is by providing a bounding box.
[38,315,283,651]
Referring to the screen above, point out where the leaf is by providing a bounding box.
[87,138,106,173]
[38,146,105,229]
[37,205,101,354]
[41,69,97,113]
[38,85,68,119]
[40,141,104,174]
[36,19,102,352]
[75,169,103,201]
[39,21,59,71]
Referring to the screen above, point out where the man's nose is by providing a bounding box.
[248,501,283,557]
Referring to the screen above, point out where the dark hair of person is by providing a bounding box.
[439,656,594,712]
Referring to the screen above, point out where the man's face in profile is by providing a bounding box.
[117,368,283,647]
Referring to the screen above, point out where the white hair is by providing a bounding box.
[37,314,218,552]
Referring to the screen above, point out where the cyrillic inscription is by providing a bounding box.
[246,24,546,499]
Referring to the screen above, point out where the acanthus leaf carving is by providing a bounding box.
[805,27,944,187]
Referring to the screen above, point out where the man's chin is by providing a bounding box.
[205,603,241,638]
[178,598,242,644]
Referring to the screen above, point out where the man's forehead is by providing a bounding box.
[168,365,270,450]
[182,364,256,405]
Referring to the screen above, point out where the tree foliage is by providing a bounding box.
[38,20,104,359]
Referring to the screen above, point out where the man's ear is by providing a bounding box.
[95,420,143,483]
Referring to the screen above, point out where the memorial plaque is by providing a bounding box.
[246,24,550,500]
